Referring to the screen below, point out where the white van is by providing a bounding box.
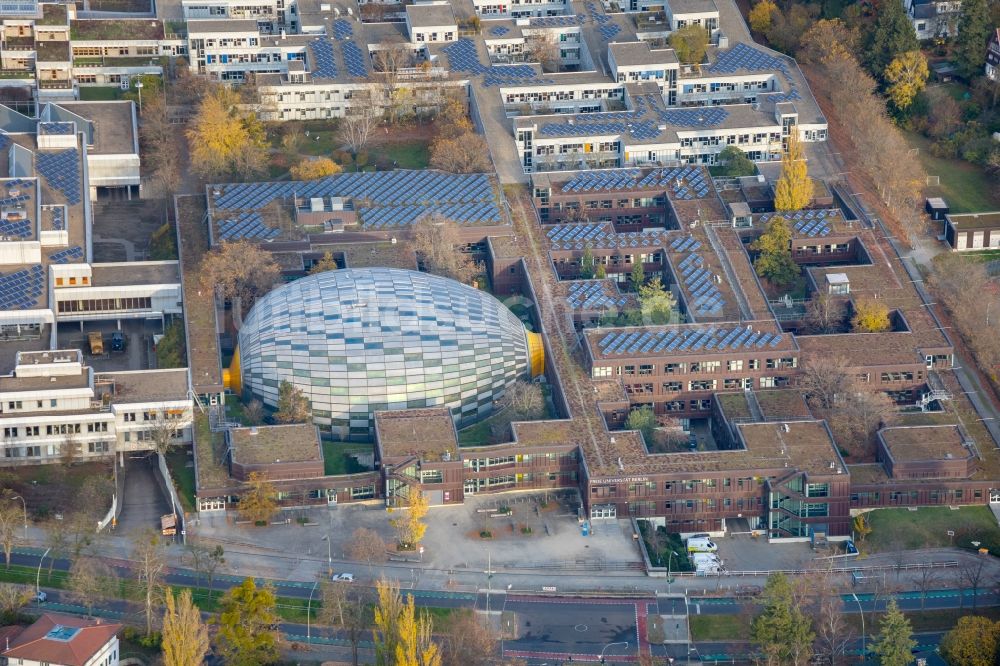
[691,552,723,567]
[686,537,719,553]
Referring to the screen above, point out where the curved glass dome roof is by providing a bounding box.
[235,268,540,438]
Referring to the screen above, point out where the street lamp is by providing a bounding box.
[321,535,332,578]
[667,550,678,593]
[852,593,865,662]
[135,80,144,115]
[36,547,50,598]
[306,580,318,644]
[8,495,27,540]
[600,641,629,664]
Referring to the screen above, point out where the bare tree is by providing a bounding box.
[199,240,281,311]
[347,527,387,576]
[523,32,560,72]
[244,399,265,426]
[442,609,498,666]
[803,292,847,334]
[339,94,379,160]
[319,578,350,627]
[807,565,852,666]
[372,43,414,122]
[913,567,939,611]
[497,380,545,421]
[147,407,191,456]
[0,583,32,619]
[0,496,22,569]
[798,355,852,411]
[185,540,225,597]
[959,559,988,612]
[411,215,480,284]
[67,557,118,617]
[131,528,168,635]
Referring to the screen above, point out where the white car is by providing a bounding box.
[332,573,355,582]
[35,591,47,603]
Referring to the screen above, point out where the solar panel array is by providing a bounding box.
[638,166,711,200]
[660,107,729,128]
[358,201,501,228]
[598,23,621,40]
[707,43,800,101]
[442,38,551,87]
[309,38,338,79]
[759,209,840,237]
[332,18,353,40]
[35,149,80,205]
[566,280,629,311]
[668,235,702,253]
[39,121,73,135]
[341,41,368,77]
[545,222,675,251]
[218,211,280,240]
[0,215,30,238]
[668,167,710,200]
[214,171,495,215]
[529,15,584,27]
[490,25,510,35]
[44,206,64,231]
[677,251,724,316]
[49,245,83,263]
[561,169,642,192]
[0,264,43,309]
[597,325,784,356]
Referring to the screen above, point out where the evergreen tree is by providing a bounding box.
[863,0,918,77]
[871,600,916,666]
[630,261,645,291]
[580,247,596,279]
[954,0,991,78]
[638,276,677,325]
[751,573,814,666]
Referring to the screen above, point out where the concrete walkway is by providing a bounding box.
[116,457,173,533]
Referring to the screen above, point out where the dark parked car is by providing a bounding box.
[110,331,126,352]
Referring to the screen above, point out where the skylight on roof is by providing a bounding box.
[45,625,81,642]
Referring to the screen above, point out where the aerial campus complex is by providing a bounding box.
[0,0,998,556]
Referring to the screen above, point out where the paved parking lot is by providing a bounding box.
[714,533,816,571]
[56,318,161,371]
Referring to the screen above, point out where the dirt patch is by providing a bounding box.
[92,200,170,258]
[93,241,128,262]
[0,460,114,520]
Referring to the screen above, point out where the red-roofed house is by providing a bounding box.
[1,613,121,666]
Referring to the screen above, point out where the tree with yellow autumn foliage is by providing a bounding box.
[884,50,929,111]
[389,490,428,549]
[773,134,812,212]
[162,588,210,666]
[851,298,891,333]
[290,156,343,180]
[749,0,777,33]
[186,87,269,182]
[374,579,440,666]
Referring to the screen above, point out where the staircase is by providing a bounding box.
[745,390,764,422]
[919,371,952,412]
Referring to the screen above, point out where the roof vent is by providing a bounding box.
[249,426,258,435]
[782,423,790,433]
[617,457,624,471]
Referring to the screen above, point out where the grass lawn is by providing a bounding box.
[962,248,1000,263]
[322,442,373,476]
[690,614,752,641]
[904,131,1000,213]
[78,87,121,101]
[164,448,197,514]
[374,141,430,170]
[864,505,1000,555]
